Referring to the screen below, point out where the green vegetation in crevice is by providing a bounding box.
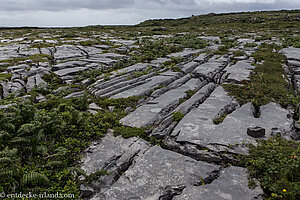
[40,72,64,91]
[162,56,183,72]
[172,111,185,122]
[0,73,12,82]
[78,39,113,47]
[222,43,296,107]
[82,170,110,185]
[113,126,163,145]
[244,42,258,48]
[165,34,208,49]
[212,113,228,125]
[240,137,300,200]
[214,37,237,55]
[130,37,183,63]
[0,57,27,66]
[233,50,245,57]
[129,66,153,79]
[28,54,54,66]
[282,36,300,48]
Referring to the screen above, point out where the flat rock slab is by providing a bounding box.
[52,61,88,71]
[81,133,150,175]
[102,146,221,200]
[54,67,88,77]
[150,57,171,65]
[173,166,264,200]
[167,48,201,58]
[194,53,208,62]
[193,56,228,80]
[181,62,199,73]
[120,78,203,128]
[225,60,255,83]
[173,86,293,147]
[54,45,83,60]
[281,47,300,61]
[110,73,178,99]
[113,63,151,75]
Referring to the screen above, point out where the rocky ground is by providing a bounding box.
[0,30,299,199]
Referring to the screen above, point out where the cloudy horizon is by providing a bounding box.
[0,0,299,27]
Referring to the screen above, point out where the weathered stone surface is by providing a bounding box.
[35,94,46,103]
[150,57,171,65]
[237,38,255,45]
[28,67,50,76]
[1,81,24,97]
[193,56,228,81]
[173,166,264,200]
[173,87,293,148]
[6,64,28,72]
[181,62,199,73]
[102,146,221,200]
[54,45,83,60]
[81,132,150,175]
[120,78,204,128]
[110,73,178,99]
[89,103,102,111]
[26,74,47,92]
[113,63,151,75]
[54,67,87,77]
[167,48,201,58]
[64,91,84,99]
[224,60,255,83]
[51,86,80,94]
[94,72,156,98]
[174,83,216,115]
[151,74,191,98]
[52,61,88,71]
[281,47,300,61]
[198,36,220,42]
[194,53,208,63]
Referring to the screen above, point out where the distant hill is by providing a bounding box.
[137,10,300,27]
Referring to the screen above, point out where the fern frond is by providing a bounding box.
[0,148,18,157]
[0,169,14,177]
[10,137,30,144]
[37,145,47,156]
[45,161,63,168]
[17,124,35,136]
[0,157,13,164]
[21,172,49,187]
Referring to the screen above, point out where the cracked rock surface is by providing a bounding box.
[1,32,297,199]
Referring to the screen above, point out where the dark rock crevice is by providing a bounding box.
[159,185,186,200]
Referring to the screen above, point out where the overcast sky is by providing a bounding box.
[0,0,299,27]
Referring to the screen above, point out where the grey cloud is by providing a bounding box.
[0,0,298,12]
[0,0,135,11]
